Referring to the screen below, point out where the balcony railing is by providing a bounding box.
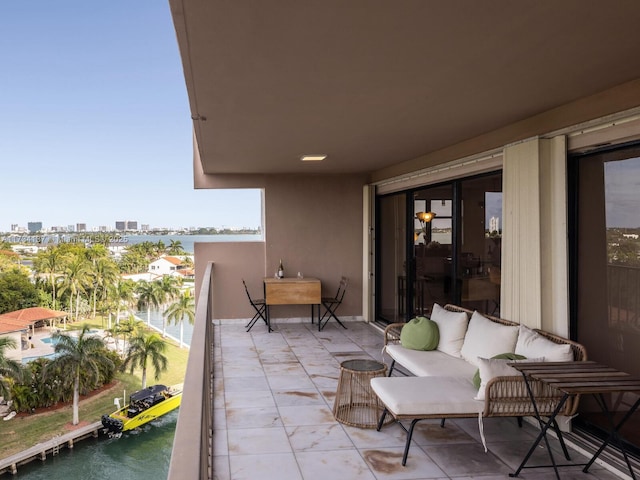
[608,263,640,329]
[168,261,214,480]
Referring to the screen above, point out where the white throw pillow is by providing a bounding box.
[460,311,519,367]
[515,325,573,362]
[430,303,468,358]
[474,356,543,401]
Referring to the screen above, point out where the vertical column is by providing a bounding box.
[363,185,375,323]
[502,139,542,328]
[539,137,569,335]
[502,137,568,332]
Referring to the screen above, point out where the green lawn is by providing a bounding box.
[0,316,190,459]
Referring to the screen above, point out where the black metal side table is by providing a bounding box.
[509,361,640,480]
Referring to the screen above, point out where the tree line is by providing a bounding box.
[0,239,195,425]
[0,322,169,425]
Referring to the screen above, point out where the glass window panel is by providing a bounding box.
[572,145,640,454]
[431,218,452,244]
[459,174,501,315]
[431,200,452,217]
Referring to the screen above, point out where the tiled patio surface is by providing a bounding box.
[212,320,624,480]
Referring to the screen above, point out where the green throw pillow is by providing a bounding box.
[400,316,440,351]
[472,352,527,389]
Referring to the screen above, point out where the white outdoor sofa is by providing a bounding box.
[372,304,587,466]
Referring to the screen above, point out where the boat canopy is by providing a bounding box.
[130,385,167,403]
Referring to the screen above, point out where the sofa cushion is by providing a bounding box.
[371,376,483,416]
[472,352,526,389]
[474,356,542,401]
[400,316,439,351]
[515,325,573,362]
[385,344,477,378]
[460,311,519,367]
[430,303,468,358]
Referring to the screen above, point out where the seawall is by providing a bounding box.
[0,421,104,476]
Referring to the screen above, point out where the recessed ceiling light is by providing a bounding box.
[300,154,327,162]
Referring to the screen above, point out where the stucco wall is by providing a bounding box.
[194,173,367,321]
[194,242,266,320]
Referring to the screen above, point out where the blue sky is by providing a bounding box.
[605,157,640,228]
[0,1,262,232]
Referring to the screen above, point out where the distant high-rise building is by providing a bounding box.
[10,224,19,232]
[99,226,108,232]
[489,216,500,233]
[77,223,87,232]
[27,222,43,233]
[116,220,138,231]
[67,225,75,232]
[141,224,150,231]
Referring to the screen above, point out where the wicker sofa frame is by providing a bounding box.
[381,304,587,428]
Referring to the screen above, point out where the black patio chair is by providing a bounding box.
[319,276,348,331]
[243,279,268,332]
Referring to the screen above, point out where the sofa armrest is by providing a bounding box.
[384,323,404,346]
[483,376,578,418]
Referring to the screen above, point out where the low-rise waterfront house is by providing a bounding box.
[161,2,640,478]
[148,255,194,278]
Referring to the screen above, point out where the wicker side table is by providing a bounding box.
[333,359,392,428]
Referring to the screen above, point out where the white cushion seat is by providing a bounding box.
[384,344,477,379]
[371,376,482,416]
[370,375,485,466]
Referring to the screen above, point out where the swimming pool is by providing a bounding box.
[22,352,59,364]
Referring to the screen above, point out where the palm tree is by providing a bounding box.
[48,325,113,425]
[58,255,91,321]
[0,337,23,400]
[111,279,135,325]
[121,331,168,389]
[87,249,118,318]
[164,290,195,348]
[157,276,181,337]
[118,314,143,349]
[154,240,166,258]
[135,280,163,327]
[166,240,185,255]
[33,247,68,310]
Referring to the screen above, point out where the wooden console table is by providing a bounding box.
[263,277,321,331]
[509,361,640,480]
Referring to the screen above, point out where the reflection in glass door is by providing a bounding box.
[458,175,503,315]
[376,171,502,325]
[377,193,406,324]
[571,143,640,454]
[412,185,453,314]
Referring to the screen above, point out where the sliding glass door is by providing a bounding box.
[570,142,640,453]
[376,171,502,324]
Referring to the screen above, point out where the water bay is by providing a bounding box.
[14,410,179,479]
[124,233,261,253]
[9,235,245,478]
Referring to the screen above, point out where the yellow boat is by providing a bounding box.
[101,384,182,433]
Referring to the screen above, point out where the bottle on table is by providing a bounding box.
[278,259,284,279]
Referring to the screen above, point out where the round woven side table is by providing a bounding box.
[333,359,392,428]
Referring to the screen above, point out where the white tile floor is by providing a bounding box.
[212,320,625,480]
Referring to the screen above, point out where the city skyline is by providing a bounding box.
[0,1,262,233]
[5,219,260,234]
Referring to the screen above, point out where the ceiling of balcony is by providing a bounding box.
[170,0,640,176]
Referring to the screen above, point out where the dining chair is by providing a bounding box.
[319,276,348,331]
[243,279,267,332]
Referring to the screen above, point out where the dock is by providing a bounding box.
[0,421,105,476]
